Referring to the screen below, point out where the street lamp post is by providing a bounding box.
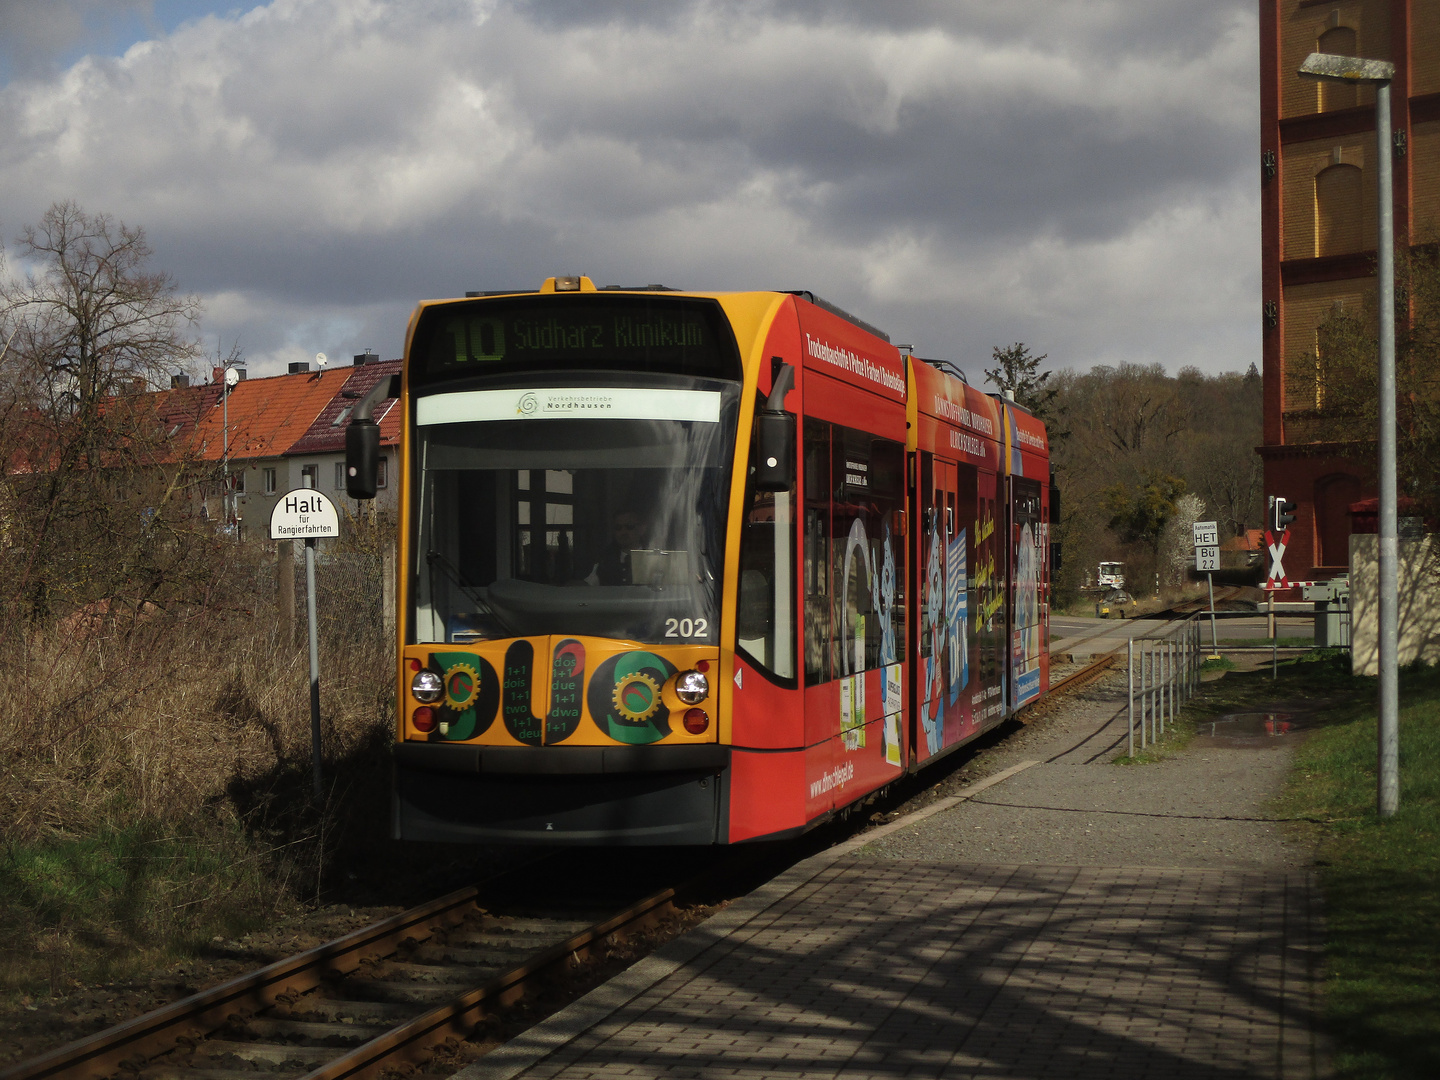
[222,365,240,537]
[1299,52,1399,817]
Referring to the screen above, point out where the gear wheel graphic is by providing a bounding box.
[444,662,481,711]
[612,671,661,723]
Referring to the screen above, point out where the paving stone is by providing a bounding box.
[459,859,1321,1080]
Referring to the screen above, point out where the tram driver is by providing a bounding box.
[584,508,653,586]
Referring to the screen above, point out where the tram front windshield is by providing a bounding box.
[413,391,737,646]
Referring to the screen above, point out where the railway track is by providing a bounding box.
[1046,652,1117,697]
[1163,585,1255,616]
[0,881,695,1080]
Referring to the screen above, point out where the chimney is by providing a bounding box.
[289,361,310,374]
[353,351,380,366]
[171,374,190,389]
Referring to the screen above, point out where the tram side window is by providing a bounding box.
[804,419,905,686]
[803,419,831,685]
[736,401,797,682]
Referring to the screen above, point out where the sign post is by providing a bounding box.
[270,488,341,802]
[1192,521,1221,654]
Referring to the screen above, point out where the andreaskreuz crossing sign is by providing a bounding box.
[1264,528,1289,589]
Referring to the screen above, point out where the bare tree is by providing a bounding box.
[1047,362,1262,602]
[0,201,206,623]
[2,201,201,418]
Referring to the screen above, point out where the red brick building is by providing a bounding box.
[1259,0,1439,584]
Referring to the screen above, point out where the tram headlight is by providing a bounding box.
[675,670,709,705]
[411,670,444,704]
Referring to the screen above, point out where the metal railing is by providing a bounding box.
[1127,617,1202,756]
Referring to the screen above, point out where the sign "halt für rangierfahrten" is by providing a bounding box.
[269,489,339,540]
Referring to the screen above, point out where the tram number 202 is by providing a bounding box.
[664,618,709,638]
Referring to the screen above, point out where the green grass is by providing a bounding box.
[0,820,285,1000]
[1199,655,1236,672]
[1272,661,1440,1080]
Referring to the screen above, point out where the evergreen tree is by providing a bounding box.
[985,342,1065,438]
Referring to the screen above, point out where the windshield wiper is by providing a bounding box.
[426,549,517,636]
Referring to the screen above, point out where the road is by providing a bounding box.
[1049,612,1316,658]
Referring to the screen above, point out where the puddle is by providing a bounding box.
[1196,711,1312,746]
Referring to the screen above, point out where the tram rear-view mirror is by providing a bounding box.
[346,419,380,499]
[753,411,795,492]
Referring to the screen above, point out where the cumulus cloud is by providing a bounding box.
[0,0,1259,379]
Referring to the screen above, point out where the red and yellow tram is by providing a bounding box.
[345,277,1052,844]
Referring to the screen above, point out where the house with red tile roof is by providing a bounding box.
[284,359,402,518]
[183,355,400,534]
[3,355,399,544]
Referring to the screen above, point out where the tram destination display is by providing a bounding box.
[414,295,741,384]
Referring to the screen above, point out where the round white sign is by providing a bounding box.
[270,488,340,540]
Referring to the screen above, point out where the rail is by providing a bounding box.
[0,882,686,1080]
[1046,653,1117,697]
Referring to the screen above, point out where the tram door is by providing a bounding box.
[802,417,907,806]
[915,454,959,762]
[976,470,1004,721]
[1009,475,1046,709]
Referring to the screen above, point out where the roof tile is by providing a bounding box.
[288,360,402,456]
[190,367,357,462]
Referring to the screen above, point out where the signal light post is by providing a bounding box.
[1300,51,1399,817]
[1265,496,1296,678]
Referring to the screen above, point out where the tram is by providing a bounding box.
[345,277,1053,844]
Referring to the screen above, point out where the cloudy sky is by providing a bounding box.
[0,0,1259,381]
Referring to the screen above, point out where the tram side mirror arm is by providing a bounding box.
[345,373,399,500]
[754,363,796,493]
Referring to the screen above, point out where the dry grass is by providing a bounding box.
[0,528,397,999]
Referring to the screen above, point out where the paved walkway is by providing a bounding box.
[459,675,1327,1080]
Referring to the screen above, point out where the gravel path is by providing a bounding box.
[861,671,1315,869]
